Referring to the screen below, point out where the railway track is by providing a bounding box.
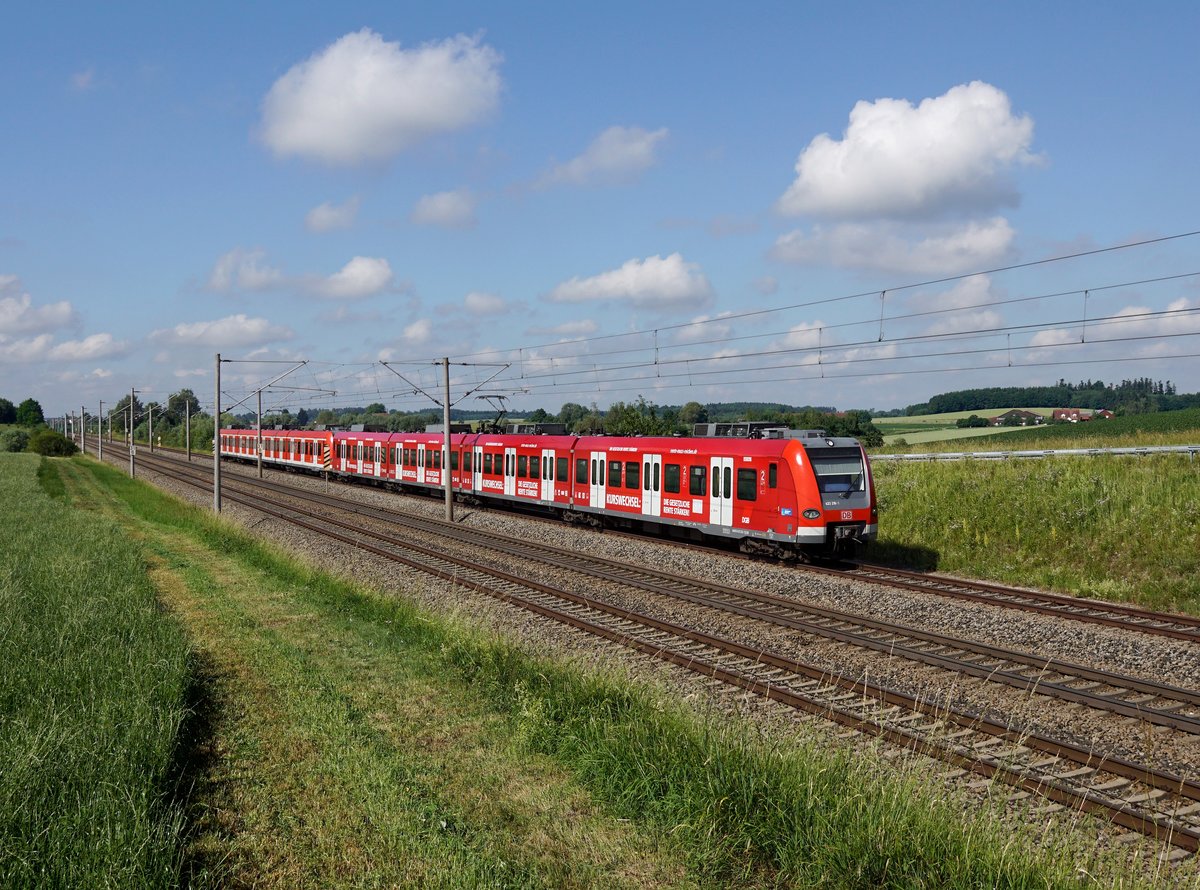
[832,562,1200,644]
[125,441,1200,645]
[106,446,1200,854]
[146,450,1200,739]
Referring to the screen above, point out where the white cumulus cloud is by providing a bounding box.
[464,291,507,314]
[403,318,432,343]
[48,332,130,361]
[411,189,477,229]
[150,314,293,347]
[778,81,1037,220]
[261,29,503,165]
[545,253,712,310]
[770,218,1015,276]
[0,277,78,334]
[0,334,53,363]
[314,256,394,300]
[208,248,285,292]
[305,196,361,232]
[525,319,598,337]
[538,125,668,187]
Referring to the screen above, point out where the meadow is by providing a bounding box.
[866,411,1200,613]
[0,454,193,888]
[3,452,1155,887]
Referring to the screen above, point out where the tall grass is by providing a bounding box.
[868,454,1200,613]
[0,454,192,888]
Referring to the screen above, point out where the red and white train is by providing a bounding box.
[218,424,877,560]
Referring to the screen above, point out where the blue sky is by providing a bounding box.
[3,1,1199,420]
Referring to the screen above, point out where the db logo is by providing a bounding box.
[841,511,853,520]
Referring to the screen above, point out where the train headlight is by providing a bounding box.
[802,508,821,520]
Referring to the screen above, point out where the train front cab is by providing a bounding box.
[792,437,877,556]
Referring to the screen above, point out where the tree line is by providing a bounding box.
[227,397,883,446]
[899,379,1198,416]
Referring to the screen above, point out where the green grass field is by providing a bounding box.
[0,454,193,888]
[4,452,1160,887]
[875,407,1200,449]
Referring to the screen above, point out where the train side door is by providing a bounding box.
[641,454,662,517]
[589,451,607,508]
[503,447,516,496]
[540,448,555,501]
[709,456,733,527]
[417,444,427,484]
[472,445,483,492]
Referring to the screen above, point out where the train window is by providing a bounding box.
[434,450,442,469]
[518,455,528,477]
[737,468,757,501]
[810,451,865,494]
[625,461,639,490]
[689,465,706,496]
[769,463,778,489]
[653,462,660,492]
[590,459,597,484]
[665,463,680,493]
[451,451,459,470]
[484,453,493,474]
[463,451,471,472]
[643,462,650,490]
[599,458,605,483]
[724,466,732,498]
[578,458,589,484]
[608,461,622,488]
[712,472,719,498]
[558,456,569,481]
[531,456,540,479]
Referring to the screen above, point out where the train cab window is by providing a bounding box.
[737,468,757,501]
[769,463,778,489]
[557,456,569,481]
[689,465,706,496]
[664,463,680,493]
[624,461,639,490]
[608,461,622,488]
[578,458,589,484]
[518,455,528,477]
[484,453,493,474]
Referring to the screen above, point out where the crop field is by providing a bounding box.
[2,453,1151,887]
[874,408,1200,450]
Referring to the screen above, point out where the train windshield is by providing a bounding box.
[808,448,866,495]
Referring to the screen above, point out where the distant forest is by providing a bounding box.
[893,378,1199,417]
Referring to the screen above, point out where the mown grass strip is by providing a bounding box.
[0,454,192,889]
[65,455,1157,888]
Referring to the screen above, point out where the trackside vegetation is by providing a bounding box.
[867,440,1200,615]
[10,455,1163,887]
[0,454,192,887]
